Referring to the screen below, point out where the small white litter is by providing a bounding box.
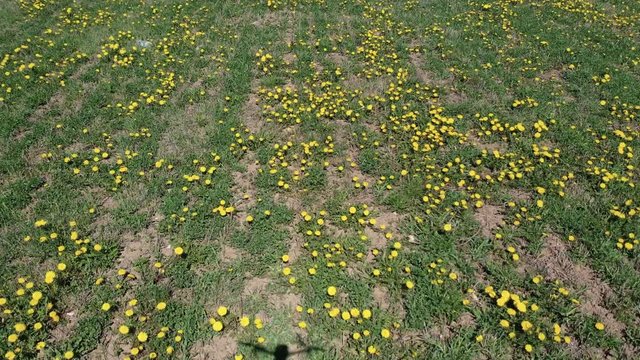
[135,40,152,48]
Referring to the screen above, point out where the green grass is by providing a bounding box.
[1,0,639,359]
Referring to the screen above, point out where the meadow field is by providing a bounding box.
[1,0,639,359]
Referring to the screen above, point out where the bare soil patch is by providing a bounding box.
[344,74,390,97]
[243,276,271,296]
[539,68,564,81]
[50,310,79,343]
[268,292,302,311]
[117,230,154,269]
[252,11,283,28]
[190,334,237,360]
[241,84,263,134]
[28,93,62,122]
[508,188,531,201]
[327,52,349,66]
[220,244,245,263]
[473,204,504,238]
[86,323,125,360]
[283,52,297,64]
[409,53,452,87]
[534,234,625,337]
[230,155,259,211]
[373,285,391,310]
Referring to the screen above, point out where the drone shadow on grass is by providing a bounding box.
[240,334,323,360]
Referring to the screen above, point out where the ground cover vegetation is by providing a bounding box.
[0,0,639,359]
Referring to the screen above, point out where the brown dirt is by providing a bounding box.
[11,127,31,141]
[452,312,476,329]
[473,204,504,238]
[364,227,387,261]
[220,245,245,263]
[427,323,453,341]
[409,53,467,105]
[28,90,65,123]
[310,61,324,74]
[69,57,98,81]
[49,310,79,343]
[170,79,203,105]
[252,11,283,28]
[566,183,595,204]
[467,133,506,153]
[91,209,114,237]
[539,68,564,81]
[371,285,405,319]
[190,334,238,360]
[116,211,166,269]
[372,285,391,310]
[102,196,118,210]
[275,192,303,213]
[414,312,476,343]
[574,346,606,360]
[243,276,271,295]
[23,145,48,166]
[286,233,304,263]
[325,167,345,190]
[410,53,434,83]
[622,344,640,359]
[364,209,404,260]
[86,323,124,360]
[241,89,263,134]
[409,53,452,87]
[117,230,153,269]
[327,52,349,66]
[268,292,302,311]
[344,74,390,97]
[508,188,531,201]
[328,223,348,239]
[400,329,429,345]
[534,234,625,337]
[65,142,89,154]
[230,155,259,211]
[172,287,195,303]
[445,89,467,104]
[151,211,165,224]
[283,52,297,64]
[284,15,296,45]
[375,210,403,230]
[106,187,166,269]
